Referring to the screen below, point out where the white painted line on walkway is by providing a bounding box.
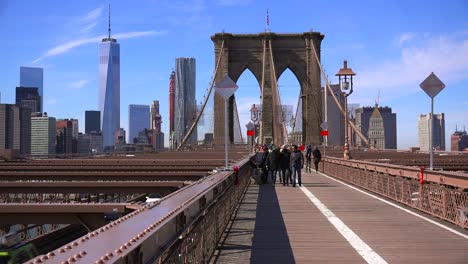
[317,171,468,240]
[299,184,388,264]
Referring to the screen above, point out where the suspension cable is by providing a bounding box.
[259,39,266,144]
[309,38,370,146]
[291,89,302,134]
[233,99,244,144]
[268,40,288,145]
[177,40,225,150]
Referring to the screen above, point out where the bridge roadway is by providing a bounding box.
[14,150,468,263]
[214,171,468,263]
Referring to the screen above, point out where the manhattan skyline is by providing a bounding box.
[1,0,467,149]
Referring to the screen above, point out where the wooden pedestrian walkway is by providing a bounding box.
[212,171,468,264]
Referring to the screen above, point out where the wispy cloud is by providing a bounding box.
[81,7,102,23]
[32,30,165,63]
[79,7,103,34]
[397,32,416,46]
[356,31,468,102]
[70,80,88,89]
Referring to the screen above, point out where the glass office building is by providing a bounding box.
[85,110,101,134]
[174,58,197,146]
[128,104,150,143]
[20,67,43,112]
[98,36,120,147]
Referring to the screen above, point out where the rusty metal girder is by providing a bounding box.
[0,203,127,214]
[324,157,468,189]
[0,171,207,181]
[0,204,130,230]
[0,181,188,194]
[0,165,217,172]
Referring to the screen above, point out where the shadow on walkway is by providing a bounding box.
[250,184,295,263]
[214,183,295,263]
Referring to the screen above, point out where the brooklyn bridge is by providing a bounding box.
[1,31,467,264]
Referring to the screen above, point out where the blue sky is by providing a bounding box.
[1,0,467,149]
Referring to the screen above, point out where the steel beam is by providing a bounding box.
[0,204,128,229]
[0,181,187,194]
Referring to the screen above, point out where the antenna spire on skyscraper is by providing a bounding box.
[266,9,270,32]
[108,4,111,39]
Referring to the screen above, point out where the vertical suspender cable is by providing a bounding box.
[268,40,288,145]
[259,39,267,144]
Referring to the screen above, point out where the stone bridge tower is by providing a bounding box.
[211,31,324,146]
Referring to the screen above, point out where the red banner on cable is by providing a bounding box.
[320,130,329,136]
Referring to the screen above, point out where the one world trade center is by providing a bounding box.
[99,5,120,148]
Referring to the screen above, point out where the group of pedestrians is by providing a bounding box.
[250,144,322,187]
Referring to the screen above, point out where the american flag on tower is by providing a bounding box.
[266,9,270,32]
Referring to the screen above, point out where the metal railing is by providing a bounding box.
[321,157,468,229]
[158,163,251,263]
[33,158,251,264]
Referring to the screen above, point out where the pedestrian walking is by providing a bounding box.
[249,146,268,184]
[312,145,322,173]
[305,145,312,173]
[268,145,281,185]
[290,145,304,187]
[279,145,292,186]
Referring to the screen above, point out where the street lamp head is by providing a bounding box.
[289,117,295,128]
[250,104,259,122]
[335,60,356,94]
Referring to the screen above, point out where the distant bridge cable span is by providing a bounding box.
[176,40,225,150]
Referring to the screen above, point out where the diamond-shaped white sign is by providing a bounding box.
[420,72,445,99]
[215,74,238,100]
[320,122,328,130]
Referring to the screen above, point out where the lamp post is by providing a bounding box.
[289,116,295,144]
[335,60,356,160]
[250,104,259,150]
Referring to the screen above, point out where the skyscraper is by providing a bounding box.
[368,106,386,149]
[16,87,41,113]
[31,113,56,156]
[169,71,175,136]
[322,85,345,146]
[174,58,197,146]
[0,104,21,151]
[20,67,43,112]
[355,106,397,149]
[99,6,120,147]
[129,104,150,143]
[418,113,445,151]
[451,127,468,151]
[85,110,101,134]
[151,100,164,150]
[56,119,73,154]
[19,107,32,155]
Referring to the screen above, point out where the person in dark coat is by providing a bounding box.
[312,145,322,173]
[290,145,304,187]
[305,145,312,173]
[268,145,281,184]
[250,146,268,184]
[260,145,269,184]
[279,145,292,186]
